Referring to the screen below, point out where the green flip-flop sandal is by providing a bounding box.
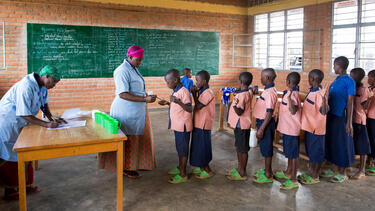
[274,171,290,180]
[320,169,335,178]
[195,171,214,179]
[330,174,348,183]
[253,169,265,178]
[168,167,180,175]
[226,169,248,181]
[297,173,308,182]
[301,175,320,185]
[253,174,273,184]
[226,168,238,176]
[366,167,375,176]
[168,174,188,184]
[280,179,299,190]
[192,167,202,175]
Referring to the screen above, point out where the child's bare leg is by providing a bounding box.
[236,151,241,172]
[238,152,248,177]
[368,157,374,167]
[203,165,212,173]
[290,158,298,181]
[265,157,273,178]
[338,166,346,176]
[285,159,292,177]
[312,162,323,179]
[352,155,367,179]
[178,156,188,177]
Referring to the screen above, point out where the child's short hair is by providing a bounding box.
[334,56,349,70]
[368,69,375,78]
[196,70,210,82]
[183,68,192,74]
[239,72,253,87]
[309,69,324,84]
[350,67,365,80]
[263,68,277,81]
[287,72,301,87]
[165,68,181,81]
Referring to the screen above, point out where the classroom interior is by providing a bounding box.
[1,0,375,210]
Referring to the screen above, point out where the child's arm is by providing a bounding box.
[232,96,245,116]
[362,89,373,110]
[346,95,354,136]
[287,90,298,115]
[170,96,192,113]
[256,111,273,139]
[158,99,170,106]
[319,85,329,115]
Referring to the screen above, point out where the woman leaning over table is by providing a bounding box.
[98,45,157,178]
[0,65,66,200]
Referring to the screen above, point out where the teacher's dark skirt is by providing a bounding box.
[325,113,355,168]
[367,118,375,158]
[353,123,371,155]
[190,128,212,168]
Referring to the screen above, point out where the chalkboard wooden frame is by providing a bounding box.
[27,23,220,78]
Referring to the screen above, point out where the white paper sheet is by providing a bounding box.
[61,108,81,119]
[47,120,86,130]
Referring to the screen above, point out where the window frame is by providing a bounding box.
[252,7,304,72]
[330,0,375,74]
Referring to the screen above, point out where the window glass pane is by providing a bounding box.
[269,33,284,58]
[287,8,304,29]
[361,26,375,42]
[332,43,356,58]
[359,59,375,73]
[269,57,284,70]
[332,28,356,43]
[255,14,268,32]
[286,31,303,70]
[362,0,375,23]
[360,43,375,59]
[270,11,284,31]
[253,33,268,67]
[333,0,358,25]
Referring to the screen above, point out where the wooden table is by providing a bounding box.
[13,117,127,211]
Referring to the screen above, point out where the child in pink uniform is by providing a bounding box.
[350,68,371,180]
[226,72,253,181]
[366,70,375,175]
[299,69,328,185]
[253,68,278,184]
[158,69,193,184]
[275,72,301,190]
[190,70,215,179]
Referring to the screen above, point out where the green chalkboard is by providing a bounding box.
[27,23,219,78]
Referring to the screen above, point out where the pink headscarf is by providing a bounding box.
[126,45,144,58]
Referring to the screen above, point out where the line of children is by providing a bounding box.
[159,69,215,184]
[159,56,375,188]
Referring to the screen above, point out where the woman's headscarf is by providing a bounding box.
[39,65,61,80]
[127,45,144,58]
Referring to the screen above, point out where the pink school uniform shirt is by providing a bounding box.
[353,85,369,125]
[170,85,193,132]
[194,86,215,130]
[367,86,375,119]
[228,90,253,129]
[277,88,302,136]
[301,87,326,135]
[253,83,278,120]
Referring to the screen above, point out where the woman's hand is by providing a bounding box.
[45,121,59,128]
[158,100,170,106]
[145,95,157,103]
[346,122,353,136]
[54,118,67,124]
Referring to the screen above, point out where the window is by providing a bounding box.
[331,0,375,73]
[253,8,304,71]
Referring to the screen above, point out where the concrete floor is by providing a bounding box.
[1,107,375,211]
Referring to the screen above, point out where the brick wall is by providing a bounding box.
[0,0,249,111]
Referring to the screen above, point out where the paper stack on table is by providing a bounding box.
[47,120,86,130]
[61,108,82,120]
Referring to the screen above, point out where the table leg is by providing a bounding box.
[116,142,124,211]
[219,103,224,131]
[18,154,27,211]
[34,160,39,170]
